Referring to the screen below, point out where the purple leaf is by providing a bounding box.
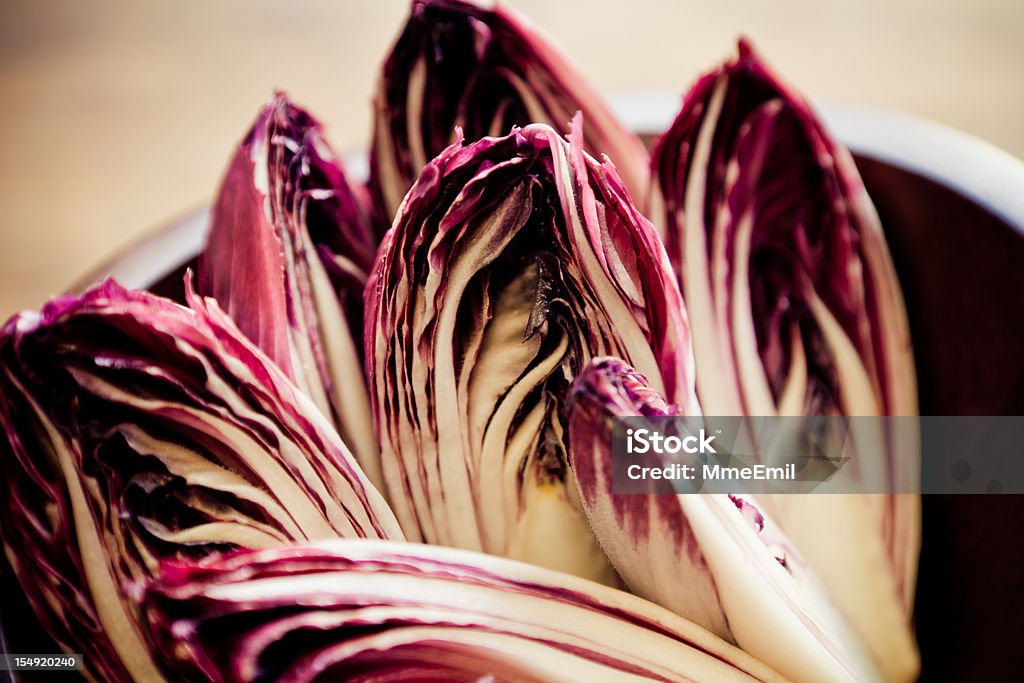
[0,280,402,682]
[200,93,384,490]
[650,44,920,679]
[142,540,784,683]
[365,117,696,583]
[371,0,648,220]
[567,357,883,683]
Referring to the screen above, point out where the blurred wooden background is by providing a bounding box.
[1,0,1022,316]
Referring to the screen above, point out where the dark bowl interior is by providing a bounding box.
[852,157,1024,681]
[2,154,1023,682]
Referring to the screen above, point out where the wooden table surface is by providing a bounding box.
[1,0,1022,317]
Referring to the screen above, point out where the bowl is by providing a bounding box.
[3,97,1023,681]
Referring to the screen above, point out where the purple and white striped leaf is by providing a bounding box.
[649,41,919,682]
[568,357,883,683]
[0,281,402,682]
[200,93,385,490]
[143,540,785,683]
[371,0,648,220]
[366,117,696,583]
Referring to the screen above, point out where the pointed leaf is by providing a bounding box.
[371,0,648,220]
[200,93,384,490]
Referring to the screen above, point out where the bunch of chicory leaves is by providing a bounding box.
[0,2,919,682]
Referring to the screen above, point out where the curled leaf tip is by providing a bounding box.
[567,357,884,683]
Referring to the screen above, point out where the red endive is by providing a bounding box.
[142,540,786,683]
[649,41,919,682]
[568,357,883,683]
[371,0,648,220]
[366,117,696,583]
[0,281,402,682]
[200,93,384,491]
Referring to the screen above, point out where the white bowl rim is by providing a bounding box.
[617,91,1024,231]
[82,96,1024,293]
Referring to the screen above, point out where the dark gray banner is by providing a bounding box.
[610,416,1022,494]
